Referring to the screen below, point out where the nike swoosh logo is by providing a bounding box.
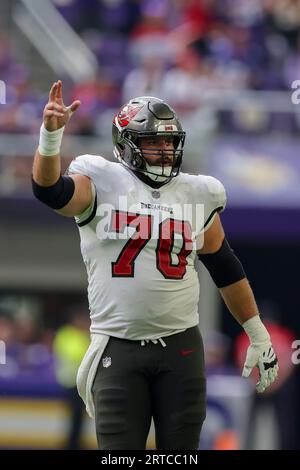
[181,349,196,357]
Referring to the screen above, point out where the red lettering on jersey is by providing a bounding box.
[157,219,192,280]
[111,211,152,277]
[111,211,193,280]
[115,104,143,128]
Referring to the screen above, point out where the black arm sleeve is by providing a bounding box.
[198,237,246,288]
[32,175,75,210]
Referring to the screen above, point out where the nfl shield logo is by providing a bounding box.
[152,191,160,199]
[102,357,111,368]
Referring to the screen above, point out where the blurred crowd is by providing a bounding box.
[0,296,90,449]
[0,296,88,386]
[1,0,300,136]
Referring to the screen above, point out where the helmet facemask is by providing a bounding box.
[112,97,185,186]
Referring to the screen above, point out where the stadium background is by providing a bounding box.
[0,0,300,450]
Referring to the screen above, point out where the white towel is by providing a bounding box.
[76,333,110,418]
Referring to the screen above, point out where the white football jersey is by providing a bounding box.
[68,155,226,340]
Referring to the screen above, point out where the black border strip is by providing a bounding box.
[77,193,98,227]
[203,206,224,229]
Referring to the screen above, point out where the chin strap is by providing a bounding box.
[131,169,171,188]
[144,163,172,183]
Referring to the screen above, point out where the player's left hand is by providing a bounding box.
[242,342,279,393]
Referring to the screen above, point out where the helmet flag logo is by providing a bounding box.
[116,104,143,127]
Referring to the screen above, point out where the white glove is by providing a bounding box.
[242,316,279,393]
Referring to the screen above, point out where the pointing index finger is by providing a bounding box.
[49,82,57,102]
[56,80,63,101]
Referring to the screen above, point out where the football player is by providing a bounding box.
[32,81,278,450]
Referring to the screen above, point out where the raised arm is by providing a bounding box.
[32,80,92,217]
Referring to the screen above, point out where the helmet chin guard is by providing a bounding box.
[112,96,185,186]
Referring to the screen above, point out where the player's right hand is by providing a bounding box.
[43,80,81,131]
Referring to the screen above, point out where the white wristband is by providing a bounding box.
[38,123,65,157]
[243,315,270,345]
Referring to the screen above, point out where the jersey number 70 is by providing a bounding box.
[111,211,192,280]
